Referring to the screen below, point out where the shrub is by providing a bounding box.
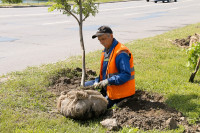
[187,42,200,69]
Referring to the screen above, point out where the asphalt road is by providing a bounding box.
[0,0,200,75]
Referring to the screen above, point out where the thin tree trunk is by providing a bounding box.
[79,0,86,87]
[189,57,200,82]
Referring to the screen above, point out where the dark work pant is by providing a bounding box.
[101,88,125,109]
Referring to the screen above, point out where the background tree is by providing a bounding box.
[48,0,99,86]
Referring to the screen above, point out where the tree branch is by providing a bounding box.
[189,57,200,82]
[82,13,89,22]
[64,9,80,24]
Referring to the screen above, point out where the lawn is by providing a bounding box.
[0,23,200,132]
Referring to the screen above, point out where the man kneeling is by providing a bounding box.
[85,26,135,108]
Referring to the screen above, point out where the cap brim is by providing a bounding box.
[92,33,104,39]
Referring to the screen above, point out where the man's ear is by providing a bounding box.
[110,34,113,38]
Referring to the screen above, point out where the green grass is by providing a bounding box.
[0,23,200,133]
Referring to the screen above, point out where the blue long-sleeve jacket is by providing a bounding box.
[95,38,131,85]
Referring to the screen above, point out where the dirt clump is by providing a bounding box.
[173,36,191,48]
[48,67,199,132]
[172,33,200,48]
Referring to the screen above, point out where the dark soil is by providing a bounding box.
[48,67,200,132]
[172,36,191,48]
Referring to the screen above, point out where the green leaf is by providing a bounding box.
[187,42,200,69]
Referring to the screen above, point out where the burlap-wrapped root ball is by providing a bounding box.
[57,89,108,120]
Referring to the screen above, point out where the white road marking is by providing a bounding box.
[42,21,71,25]
[99,5,154,12]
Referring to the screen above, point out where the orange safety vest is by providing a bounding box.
[100,42,135,100]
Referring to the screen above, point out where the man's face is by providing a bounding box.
[98,34,113,49]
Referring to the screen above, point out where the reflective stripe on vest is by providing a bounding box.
[108,67,135,79]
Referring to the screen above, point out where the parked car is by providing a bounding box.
[146,0,177,3]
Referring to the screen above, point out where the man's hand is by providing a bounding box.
[93,82,98,88]
[94,79,108,89]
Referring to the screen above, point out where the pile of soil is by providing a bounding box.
[49,67,97,96]
[172,36,191,48]
[103,91,199,132]
[172,33,200,48]
[48,67,199,132]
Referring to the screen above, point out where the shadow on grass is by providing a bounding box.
[165,93,199,121]
[74,116,104,127]
[193,80,200,85]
